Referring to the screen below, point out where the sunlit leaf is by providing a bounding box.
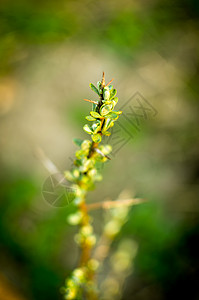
[102,118,114,131]
[89,83,100,96]
[103,86,110,101]
[75,149,88,159]
[92,134,102,143]
[106,111,119,120]
[92,103,97,111]
[90,111,103,119]
[114,110,122,115]
[103,131,111,136]
[83,124,93,134]
[92,121,101,134]
[86,115,96,121]
[79,158,93,172]
[81,140,91,151]
[110,88,117,100]
[112,97,118,107]
[100,104,113,116]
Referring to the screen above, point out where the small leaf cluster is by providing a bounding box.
[84,82,122,142]
[65,78,122,198]
[64,259,99,300]
[64,268,85,300]
[65,139,112,193]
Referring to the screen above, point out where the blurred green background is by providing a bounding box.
[0,0,199,299]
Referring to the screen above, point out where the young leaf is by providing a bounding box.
[90,111,103,119]
[110,88,117,100]
[97,81,102,92]
[112,97,118,107]
[83,124,93,134]
[89,83,100,96]
[86,115,96,121]
[103,86,110,101]
[102,118,114,131]
[92,122,101,134]
[73,138,83,147]
[100,104,113,116]
[75,149,87,159]
[105,111,119,120]
[91,134,102,143]
[113,110,122,115]
[81,140,91,151]
[103,131,111,136]
[79,158,93,172]
[92,103,97,111]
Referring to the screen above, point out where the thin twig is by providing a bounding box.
[101,71,105,88]
[94,148,111,160]
[106,78,114,86]
[83,98,98,105]
[87,198,146,211]
[34,146,59,174]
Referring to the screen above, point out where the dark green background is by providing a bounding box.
[0,0,199,299]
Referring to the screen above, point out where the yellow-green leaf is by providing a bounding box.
[89,83,100,96]
[90,111,103,119]
[92,134,102,143]
[83,124,93,134]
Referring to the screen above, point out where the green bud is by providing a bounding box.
[73,268,85,281]
[87,259,99,271]
[72,169,80,178]
[81,224,93,235]
[67,212,83,225]
[86,235,96,246]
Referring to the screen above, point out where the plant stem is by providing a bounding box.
[78,199,92,266]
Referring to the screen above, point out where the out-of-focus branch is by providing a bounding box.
[34,146,59,174]
[87,198,146,211]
